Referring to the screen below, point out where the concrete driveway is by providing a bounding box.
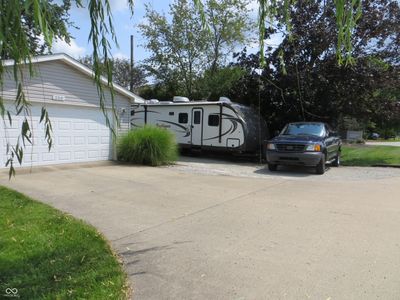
[1,161,400,299]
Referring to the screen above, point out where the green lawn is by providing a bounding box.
[0,186,128,299]
[342,145,400,166]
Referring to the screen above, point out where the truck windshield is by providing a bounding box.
[282,124,325,137]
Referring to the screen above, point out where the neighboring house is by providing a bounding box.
[0,53,144,168]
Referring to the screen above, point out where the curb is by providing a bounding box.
[372,164,400,168]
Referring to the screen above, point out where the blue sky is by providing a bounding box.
[52,0,281,63]
[52,0,166,61]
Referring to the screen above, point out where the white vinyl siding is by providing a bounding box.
[2,61,127,107]
[1,60,131,135]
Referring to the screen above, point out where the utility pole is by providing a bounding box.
[130,34,134,92]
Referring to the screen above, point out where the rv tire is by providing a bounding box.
[268,163,278,171]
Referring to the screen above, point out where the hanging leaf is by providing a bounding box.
[21,119,32,146]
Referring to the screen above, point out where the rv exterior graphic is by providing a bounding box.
[131,97,268,155]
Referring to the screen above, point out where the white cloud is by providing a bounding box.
[232,32,283,57]
[52,38,86,58]
[247,0,259,11]
[248,39,259,50]
[268,32,284,46]
[247,0,259,19]
[113,52,129,59]
[109,0,129,12]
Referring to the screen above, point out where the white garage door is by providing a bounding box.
[0,103,112,168]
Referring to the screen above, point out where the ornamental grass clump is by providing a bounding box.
[117,126,178,166]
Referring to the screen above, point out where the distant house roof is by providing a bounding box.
[1,53,145,103]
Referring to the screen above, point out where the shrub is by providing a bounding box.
[117,126,178,166]
[355,139,365,144]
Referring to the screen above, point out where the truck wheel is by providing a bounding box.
[332,151,340,167]
[316,157,326,175]
[268,164,278,171]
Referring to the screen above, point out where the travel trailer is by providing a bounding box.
[131,97,268,155]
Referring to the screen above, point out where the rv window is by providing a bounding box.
[131,110,135,116]
[193,111,201,124]
[178,113,188,124]
[169,112,174,116]
[208,114,220,127]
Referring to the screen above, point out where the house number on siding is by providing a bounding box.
[52,95,66,101]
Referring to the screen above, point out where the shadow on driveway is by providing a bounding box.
[254,165,332,177]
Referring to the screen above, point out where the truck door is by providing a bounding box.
[191,108,203,146]
[325,124,338,160]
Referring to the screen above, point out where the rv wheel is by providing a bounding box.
[179,148,190,156]
[268,164,278,171]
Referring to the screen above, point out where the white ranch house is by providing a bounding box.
[0,53,144,168]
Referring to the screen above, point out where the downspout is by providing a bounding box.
[112,110,118,161]
[144,105,148,125]
[219,103,223,143]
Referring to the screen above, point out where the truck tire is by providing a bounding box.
[316,157,326,175]
[268,163,278,171]
[332,151,340,167]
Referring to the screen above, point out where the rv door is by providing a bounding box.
[191,108,203,146]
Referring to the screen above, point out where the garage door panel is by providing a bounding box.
[35,123,45,131]
[88,136,99,144]
[74,151,86,160]
[88,150,100,158]
[25,153,39,163]
[40,138,50,146]
[101,136,110,144]
[74,122,86,130]
[29,120,40,130]
[88,123,98,130]
[3,121,20,130]
[59,152,72,160]
[101,149,109,157]
[3,137,18,147]
[74,136,86,145]
[19,152,39,164]
[59,136,72,145]
[1,103,113,168]
[58,121,71,130]
[42,152,56,161]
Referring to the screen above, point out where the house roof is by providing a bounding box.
[1,53,145,103]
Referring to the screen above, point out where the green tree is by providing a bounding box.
[197,66,245,100]
[0,0,72,58]
[204,0,251,73]
[79,56,147,92]
[139,0,251,99]
[231,0,400,134]
[139,0,209,98]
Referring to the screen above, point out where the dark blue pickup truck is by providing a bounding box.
[266,122,342,174]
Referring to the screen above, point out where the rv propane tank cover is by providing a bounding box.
[173,96,190,102]
[219,97,231,103]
